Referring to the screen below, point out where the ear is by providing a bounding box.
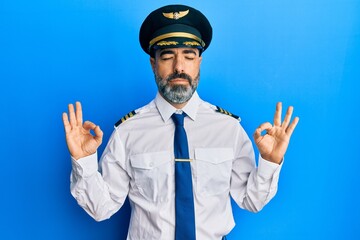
[150,57,156,72]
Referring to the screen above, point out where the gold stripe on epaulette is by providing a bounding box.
[115,110,137,127]
[215,106,239,120]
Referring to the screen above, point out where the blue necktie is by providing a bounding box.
[172,113,196,240]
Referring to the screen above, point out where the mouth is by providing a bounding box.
[169,78,190,85]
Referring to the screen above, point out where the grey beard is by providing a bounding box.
[155,72,200,104]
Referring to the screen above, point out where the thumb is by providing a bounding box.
[254,122,272,140]
[83,121,104,146]
[83,121,103,144]
[93,125,103,144]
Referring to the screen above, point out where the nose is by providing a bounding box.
[173,56,184,73]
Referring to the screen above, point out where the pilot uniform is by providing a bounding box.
[70,4,283,240]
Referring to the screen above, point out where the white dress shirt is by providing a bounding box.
[70,92,282,240]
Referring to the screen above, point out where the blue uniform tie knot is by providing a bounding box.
[171,113,185,126]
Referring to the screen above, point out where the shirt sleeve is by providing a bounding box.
[70,129,130,221]
[230,124,283,213]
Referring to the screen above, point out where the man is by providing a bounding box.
[63,4,299,240]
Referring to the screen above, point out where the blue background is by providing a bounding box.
[1,0,359,239]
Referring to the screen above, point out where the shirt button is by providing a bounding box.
[149,162,154,167]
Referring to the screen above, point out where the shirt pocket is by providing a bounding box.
[195,148,234,196]
[130,151,173,202]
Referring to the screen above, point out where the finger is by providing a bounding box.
[286,116,299,136]
[282,106,294,129]
[93,125,103,144]
[83,121,97,131]
[83,121,103,145]
[254,122,273,140]
[62,112,71,133]
[274,102,282,127]
[75,101,83,125]
[68,103,77,126]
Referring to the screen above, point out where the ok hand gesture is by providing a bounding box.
[254,102,299,164]
[62,102,103,160]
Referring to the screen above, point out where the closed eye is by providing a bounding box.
[159,50,175,60]
[162,56,174,61]
[183,49,197,60]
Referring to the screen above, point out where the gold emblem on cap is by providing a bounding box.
[183,41,201,46]
[162,9,189,20]
[157,41,179,46]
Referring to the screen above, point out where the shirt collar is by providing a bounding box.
[155,91,200,122]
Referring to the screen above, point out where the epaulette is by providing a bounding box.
[215,106,240,120]
[115,110,137,127]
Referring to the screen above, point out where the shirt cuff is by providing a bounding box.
[257,155,283,179]
[71,152,98,178]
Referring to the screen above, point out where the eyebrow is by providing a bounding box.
[182,49,197,55]
[159,50,175,57]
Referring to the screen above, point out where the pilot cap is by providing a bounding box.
[139,4,213,57]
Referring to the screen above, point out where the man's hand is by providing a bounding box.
[62,102,103,160]
[254,102,299,164]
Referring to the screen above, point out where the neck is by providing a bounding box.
[170,101,188,109]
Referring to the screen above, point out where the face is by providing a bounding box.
[150,47,202,104]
